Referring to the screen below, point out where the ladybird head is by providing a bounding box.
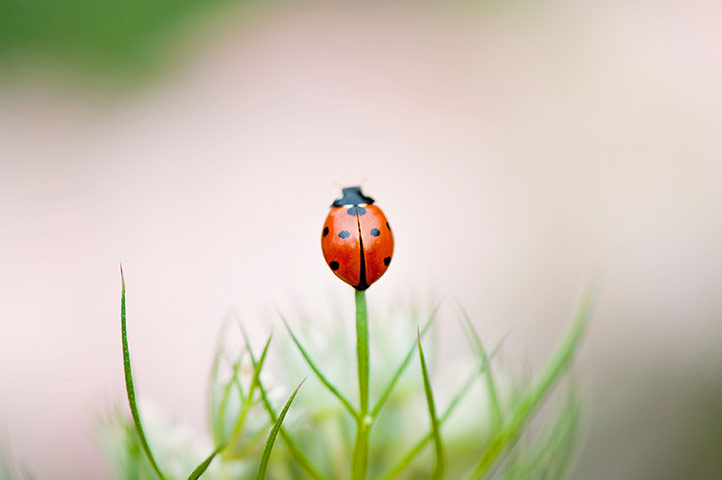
[331,186,375,207]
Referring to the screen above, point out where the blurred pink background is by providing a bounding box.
[1,1,721,478]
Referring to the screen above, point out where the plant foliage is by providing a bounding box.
[105,271,592,480]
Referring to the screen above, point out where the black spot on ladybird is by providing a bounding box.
[339,230,350,239]
[330,261,340,270]
[370,228,380,237]
[323,226,329,237]
[383,256,391,266]
[347,206,367,216]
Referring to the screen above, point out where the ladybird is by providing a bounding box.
[321,186,394,290]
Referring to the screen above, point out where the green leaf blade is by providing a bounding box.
[379,337,506,480]
[209,318,230,445]
[226,335,272,452]
[456,305,503,432]
[502,384,581,480]
[417,330,444,480]
[237,321,327,480]
[216,356,243,442]
[281,314,357,418]
[256,379,306,480]
[187,444,226,480]
[471,286,594,479]
[371,303,440,417]
[120,266,167,480]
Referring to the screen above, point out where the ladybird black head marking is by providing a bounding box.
[347,206,367,216]
[338,230,350,239]
[384,256,391,266]
[331,186,375,207]
[323,226,329,237]
[370,228,380,237]
[330,261,340,270]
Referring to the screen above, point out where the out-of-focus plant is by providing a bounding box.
[0,0,253,79]
[0,443,34,480]
[103,187,592,479]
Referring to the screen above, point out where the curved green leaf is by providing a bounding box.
[470,286,593,479]
[187,444,226,480]
[371,302,441,417]
[120,266,167,480]
[417,330,444,479]
[281,314,357,418]
[256,379,305,480]
[237,320,327,480]
[380,333,506,480]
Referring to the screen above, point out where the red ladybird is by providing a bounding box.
[321,186,394,290]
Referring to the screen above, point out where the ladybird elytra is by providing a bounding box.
[321,186,394,290]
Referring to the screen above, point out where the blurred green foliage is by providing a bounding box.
[0,0,248,75]
[103,277,590,480]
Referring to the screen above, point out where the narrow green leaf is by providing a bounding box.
[441,338,506,425]
[371,302,441,417]
[227,336,272,448]
[380,337,506,480]
[502,384,580,480]
[187,443,226,480]
[456,305,503,432]
[281,314,358,418]
[417,329,444,480]
[233,374,246,407]
[237,321,327,480]
[235,420,274,458]
[538,386,581,480]
[120,266,167,480]
[256,379,306,480]
[217,356,242,441]
[251,335,272,395]
[209,317,230,445]
[470,286,593,479]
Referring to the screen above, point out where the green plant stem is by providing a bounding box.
[352,289,370,480]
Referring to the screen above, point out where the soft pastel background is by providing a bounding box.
[1,1,721,479]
